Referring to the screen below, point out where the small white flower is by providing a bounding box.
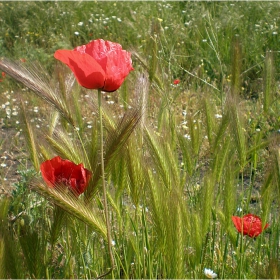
[215,114,222,119]
[6,108,11,115]
[204,268,217,279]
[77,21,84,26]
[74,31,80,36]
[237,207,243,212]
[111,240,116,246]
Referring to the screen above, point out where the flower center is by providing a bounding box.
[56,176,71,186]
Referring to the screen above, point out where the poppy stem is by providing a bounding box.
[97,89,115,278]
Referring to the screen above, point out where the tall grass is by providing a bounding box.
[1,1,280,279]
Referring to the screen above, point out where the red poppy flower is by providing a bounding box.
[40,156,92,196]
[232,214,269,237]
[173,79,180,85]
[54,39,133,92]
[1,72,6,78]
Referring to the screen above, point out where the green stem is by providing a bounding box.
[97,89,115,278]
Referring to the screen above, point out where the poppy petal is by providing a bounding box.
[69,163,91,194]
[54,49,106,89]
[232,216,242,233]
[103,49,133,91]
[40,159,56,187]
[75,39,110,72]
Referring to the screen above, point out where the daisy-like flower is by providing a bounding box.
[204,268,217,279]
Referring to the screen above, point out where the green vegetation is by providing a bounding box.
[1,1,280,279]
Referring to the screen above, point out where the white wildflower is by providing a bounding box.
[204,268,217,279]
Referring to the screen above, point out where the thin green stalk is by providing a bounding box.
[74,129,91,171]
[97,89,115,279]
[263,51,274,114]
[221,236,229,278]
[245,163,255,213]
[238,233,244,279]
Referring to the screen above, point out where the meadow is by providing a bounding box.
[0,1,280,278]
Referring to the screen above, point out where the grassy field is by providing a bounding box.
[1,1,280,279]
